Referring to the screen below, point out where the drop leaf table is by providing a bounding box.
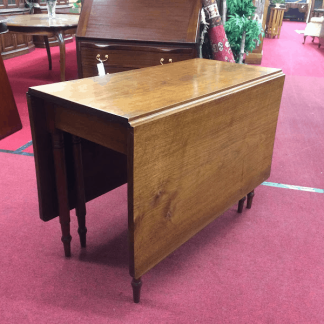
[27,59,285,303]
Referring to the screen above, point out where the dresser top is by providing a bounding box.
[28,59,283,126]
[76,0,201,44]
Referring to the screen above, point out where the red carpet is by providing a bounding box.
[259,21,324,189]
[0,40,78,151]
[1,153,324,323]
[1,22,324,323]
[269,75,324,188]
[260,21,324,77]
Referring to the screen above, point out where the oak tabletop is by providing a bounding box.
[5,14,79,29]
[29,59,282,124]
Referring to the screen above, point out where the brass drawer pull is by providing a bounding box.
[96,54,108,63]
[160,58,173,65]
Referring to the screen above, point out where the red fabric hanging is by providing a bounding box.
[202,0,235,63]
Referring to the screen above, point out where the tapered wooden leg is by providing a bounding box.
[131,277,142,303]
[44,36,52,70]
[52,130,72,257]
[56,31,66,81]
[312,36,315,43]
[247,190,255,209]
[237,196,246,213]
[72,135,87,248]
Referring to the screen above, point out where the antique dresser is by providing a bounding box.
[75,0,202,78]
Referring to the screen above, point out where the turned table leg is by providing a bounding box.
[71,135,87,248]
[131,277,142,303]
[56,31,66,81]
[237,196,246,213]
[44,36,52,71]
[52,130,72,257]
[247,190,255,209]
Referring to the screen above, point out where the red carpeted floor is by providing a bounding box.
[0,40,78,151]
[260,21,324,189]
[1,21,324,323]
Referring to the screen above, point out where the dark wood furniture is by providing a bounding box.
[0,0,34,59]
[0,19,22,140]
[283,3,309,22]
[6,14,79,81]
[308,0,324,21]
[76,0,201,78]
[313,8,324,18]
[27,58,285,303]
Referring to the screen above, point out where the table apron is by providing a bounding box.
[54,105,128,155]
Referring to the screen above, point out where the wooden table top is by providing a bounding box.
[5,14,79,29]
[29,59,282,125]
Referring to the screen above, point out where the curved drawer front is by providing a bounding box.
[79,42,196,78]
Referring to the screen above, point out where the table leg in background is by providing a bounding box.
[56,32,66,81]
[44,36,52,71]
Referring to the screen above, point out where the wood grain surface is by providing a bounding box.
[29,59,282,124]
[77,0,201,43]
[128,71,285,278]
[79,42,196,77]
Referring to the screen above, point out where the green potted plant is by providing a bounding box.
[224,0,264,63]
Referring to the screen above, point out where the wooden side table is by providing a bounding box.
[33,3,76,48]
[266,7,285,39]
[6,14,79,81]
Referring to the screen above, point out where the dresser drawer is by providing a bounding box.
[79,42,196,78]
